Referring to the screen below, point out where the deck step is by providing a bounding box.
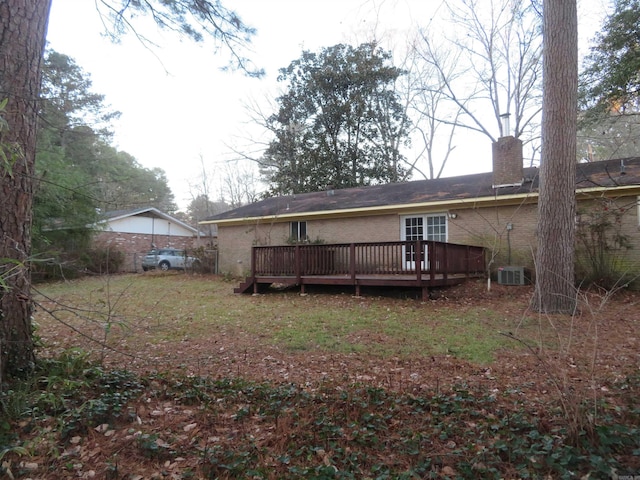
[234,278,255,294]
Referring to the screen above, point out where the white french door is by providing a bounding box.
[401,215,447,270]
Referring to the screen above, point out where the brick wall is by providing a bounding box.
[309,214,399,243]
[218,214,421,276]
[94,232,206,272]
[492,136,523,187]
[448,202,539,270]
[216,194,640,279]
[449,194,640,272]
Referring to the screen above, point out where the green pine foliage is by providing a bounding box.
[33,51,177,274]
[580,0,640,118]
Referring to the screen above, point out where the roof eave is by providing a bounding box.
[202,184,640,227]
[101,207,199,234]
[200,191,539,226]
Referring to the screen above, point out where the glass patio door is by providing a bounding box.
[402,215,447,271]
[403,217,426,270]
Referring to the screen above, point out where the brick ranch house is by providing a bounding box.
[94,207,210,272]
[201,137,640,283]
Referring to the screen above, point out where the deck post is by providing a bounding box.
[295,244,301,285]
[443,242,448,283]
[350,243,356,282]
[250,247,256,278]
[251,247,257,293]
[415,240,422,286]
[465,245,470,278]
[422,286,429,302]
[429,241,436,281]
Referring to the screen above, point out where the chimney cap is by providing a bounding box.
[499,112,511,137]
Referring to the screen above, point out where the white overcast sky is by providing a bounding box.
[45,0,609,210]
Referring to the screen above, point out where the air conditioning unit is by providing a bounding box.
[497,266,530,285]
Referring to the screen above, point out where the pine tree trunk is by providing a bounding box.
[0,0,52,377]
[532,0,578,314]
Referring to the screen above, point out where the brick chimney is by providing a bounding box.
[492,136,523,188]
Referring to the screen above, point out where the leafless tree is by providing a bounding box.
[222,160,260,208]
[187,155,217,237]
[405,34,464,179]
[413,0,543,163]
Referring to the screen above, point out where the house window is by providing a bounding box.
[290,221,307,242]
[426,215,447,242]
[401,214,447,242]
[404,217,424,242]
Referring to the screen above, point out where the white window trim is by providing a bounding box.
[290,220,308,242]
[400,214,448,242]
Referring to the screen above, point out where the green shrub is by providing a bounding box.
[575,198,637,289]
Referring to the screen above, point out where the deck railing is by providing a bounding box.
[251,240,485,282]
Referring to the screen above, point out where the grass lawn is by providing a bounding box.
[33,273,530,365]
[2,273,635,478]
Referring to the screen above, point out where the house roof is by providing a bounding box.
[201,157,640,225]
[101,207,206,235]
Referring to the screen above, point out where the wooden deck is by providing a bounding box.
[235,240,486,300]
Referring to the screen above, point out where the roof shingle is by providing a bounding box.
[204,157,640,222]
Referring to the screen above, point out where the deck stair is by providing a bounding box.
[234,278,255,294]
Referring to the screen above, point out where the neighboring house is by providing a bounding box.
[95,207,214,272]
[201,136,640,280]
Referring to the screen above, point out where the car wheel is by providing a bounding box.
[159,261,170,271]
[142,266,148,272]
